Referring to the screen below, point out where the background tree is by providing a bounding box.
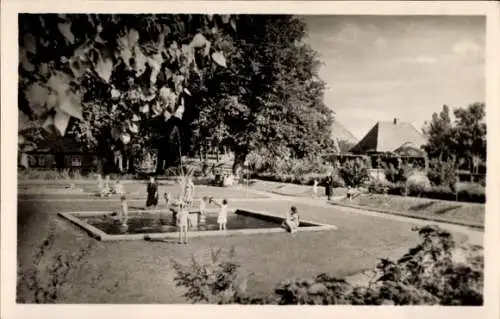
[422,105,455,162]
[451,102,486,174]
[422,103,486,175]
[18,14,235,173]
[192,15,333,174]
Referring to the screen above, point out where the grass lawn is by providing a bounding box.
[336,194,485,227]
[16,191,469,303]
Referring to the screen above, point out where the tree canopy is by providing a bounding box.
[192,15,333,172]
[18,14,334,174]
[422,103,486,171]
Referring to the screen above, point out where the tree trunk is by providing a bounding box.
[128,156,135,174]
[155,150,165,174]
[232,149,248,176]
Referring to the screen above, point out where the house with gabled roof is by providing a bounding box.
[348,118,428,170]
[350,118,426,155]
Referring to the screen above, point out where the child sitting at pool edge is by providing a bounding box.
[211,197,228,231]
[282,206,299,234]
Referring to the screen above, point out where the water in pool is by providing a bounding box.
[84,211,284,235]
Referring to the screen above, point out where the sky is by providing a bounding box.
[302,15,485,140]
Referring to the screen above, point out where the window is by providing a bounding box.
[28,155,37,167]
[38,155,45,167]
[71,156,82,167]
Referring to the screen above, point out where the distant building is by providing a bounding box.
[350,118,426,155]
[19,136,99,171]
[349,118,427,169]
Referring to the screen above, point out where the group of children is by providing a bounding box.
[176,196,229,244]
[116,175,299,245]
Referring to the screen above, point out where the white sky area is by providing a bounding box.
[302,15,485,139]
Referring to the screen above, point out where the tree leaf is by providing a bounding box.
[190,33,208,48]
[95,56,113,82]
[230,19,237,31]
[183,88,192,96]
[19,49,35,72]
[129,123,139,134]
[173,98,185,119]
[132,114,141,122]
[128,29,140,48]
[211,51,227,68]
[47,72,71,96]
[133,46,147,75]
[42,114,54,130]
[111,88,121,99]
[163,110,172,121]
[54,110,71,135]
[120,133,131,145]
[19,112,36,131]
[25,83,50,112]
[203,40,212,57]
[140,104,149,114]
[19,152,29,169]
[57,22,75,44]
[23,33,37,54]
[58,92,83,120]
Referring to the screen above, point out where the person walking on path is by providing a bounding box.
[146,176,159,209]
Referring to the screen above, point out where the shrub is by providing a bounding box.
[368,180,392,194]
[385,163,412,184]
[423,185,456,201]
[405,171,431,197]
[455,182,485,203]
[427,159,457,187]
[172,225,484,305]
[339,159,369,188]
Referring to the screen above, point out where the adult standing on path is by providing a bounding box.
[146,176,159,209]
[325,175,333,201]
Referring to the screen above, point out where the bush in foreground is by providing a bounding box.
[173,225,483,305]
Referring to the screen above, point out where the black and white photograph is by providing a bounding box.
[2,1,499,318]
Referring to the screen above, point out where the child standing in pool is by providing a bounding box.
[177,202,189,244]
[211,197,228,231]
[120,195,128,225]
[199,196,208,225]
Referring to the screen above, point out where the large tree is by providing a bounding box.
[191,15,333,174]
[18,14,235,173]
[422,102,486,172]
[422,104,455,161]
[452,102,486,173]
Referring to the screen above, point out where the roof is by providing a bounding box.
[350,120,427,154]
[331,118,358,145]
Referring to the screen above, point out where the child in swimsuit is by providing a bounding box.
[177,203,189,244]
[282,206,300,234]
[211,198,228,231]
[199,196,208,224]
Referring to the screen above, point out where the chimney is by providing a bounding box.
[393,118,399,125]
